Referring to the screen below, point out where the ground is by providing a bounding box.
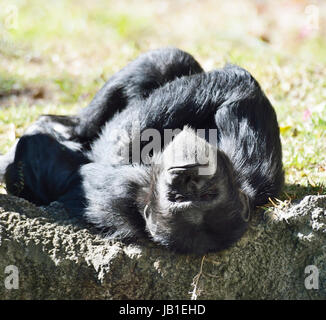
[0,0,325,204]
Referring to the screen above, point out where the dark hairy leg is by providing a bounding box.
[5,134,88,215]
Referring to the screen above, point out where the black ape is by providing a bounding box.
[0,48,284,254]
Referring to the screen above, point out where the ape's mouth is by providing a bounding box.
[169,192,218,203]
[168,188,219,203]
[168,163,208,173]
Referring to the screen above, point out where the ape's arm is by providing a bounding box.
[74,47,203,144]
[137,64,260,130]
[89,64,277,164]
[80,163,148,239]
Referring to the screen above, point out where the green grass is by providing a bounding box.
[0,0,325,200]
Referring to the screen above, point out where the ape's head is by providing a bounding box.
[143,127,251,254]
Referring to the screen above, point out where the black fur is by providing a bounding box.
[0,47,284,254]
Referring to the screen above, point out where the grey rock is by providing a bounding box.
[0,194,326,299]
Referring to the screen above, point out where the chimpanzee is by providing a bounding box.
[0,47,284,254]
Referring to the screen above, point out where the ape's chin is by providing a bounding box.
[146,213,249,255]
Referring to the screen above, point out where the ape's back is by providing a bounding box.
[90,64,284,207]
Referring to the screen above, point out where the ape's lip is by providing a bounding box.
[168,163,207,173]
[169,193,220,211]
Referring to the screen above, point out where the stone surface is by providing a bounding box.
[0,194,326,300]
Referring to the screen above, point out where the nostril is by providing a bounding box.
[187,177,207,193]
[184,175,191,185]
[188,181,199,193]
[201,194,211,200]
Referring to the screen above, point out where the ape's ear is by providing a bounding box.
[143,203,158,237]
[143,203,151,220]
[239,191,251,222]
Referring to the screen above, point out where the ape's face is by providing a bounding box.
[144,127,250,254]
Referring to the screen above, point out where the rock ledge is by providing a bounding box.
[1,194,326,299]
